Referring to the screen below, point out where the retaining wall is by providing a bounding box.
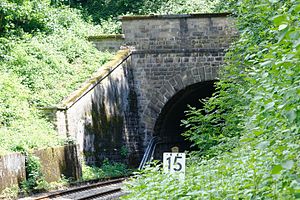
[54,49,141,166]
[0,144,81,192]
[33,144,81,182]
[0,153,25,192]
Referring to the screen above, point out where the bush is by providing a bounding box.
[21,154,47,194]
[61,0,218,34]
[0,1,113,153]
[0,71,64,153]
[82,159,130,181]
[5,34,112,106]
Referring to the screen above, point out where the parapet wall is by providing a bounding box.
[88,35,125,52]
[33,144,81,182]
[121,13,236,51]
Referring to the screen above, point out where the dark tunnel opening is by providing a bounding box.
[153,80,216,160]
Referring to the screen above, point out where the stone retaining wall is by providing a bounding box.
[0,144,81,192]
[54,49,141,166]
[0,153,25,192]
[33,144,81,182]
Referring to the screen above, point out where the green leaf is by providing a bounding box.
[256,141,270,149]
[286,110,297,122]
[282,160,294,170]
[260,60,272,66]
[265,102,275,110]
[271,165,283,174]
[272,14,287,26]
[278,24,288,31]
[289,30,300,40]
[293,3,300,13]
[293,38,300,48]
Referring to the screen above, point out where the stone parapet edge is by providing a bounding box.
[55,49,131,110]
[131,48,226,54]
[88,34,125,41]
[120,12,232,21]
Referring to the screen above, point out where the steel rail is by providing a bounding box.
[33,178,125,200]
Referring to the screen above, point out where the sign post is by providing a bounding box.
[163,152,185,180]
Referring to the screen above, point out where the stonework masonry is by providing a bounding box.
[0,153,25,192]
[54,50,141,166]
[0,145,80,192]
[88,35,125,52]
[49,13,237,166]
[121,13,237,147]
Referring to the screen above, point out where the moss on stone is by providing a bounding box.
[120,13,231,21]
[88,34,125,41]
[60,49,131,108]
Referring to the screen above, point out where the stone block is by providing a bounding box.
[0,153,25,192]
[33,145,82,182]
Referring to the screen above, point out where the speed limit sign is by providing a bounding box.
[163,153,185,179]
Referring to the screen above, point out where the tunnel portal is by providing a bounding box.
[153,80,216,160]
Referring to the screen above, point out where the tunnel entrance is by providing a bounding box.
[153,80,216,160]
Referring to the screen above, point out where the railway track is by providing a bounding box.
[21,178,127,200]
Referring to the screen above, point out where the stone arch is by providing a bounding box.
[153,80,216,159]
[140,65,219,146]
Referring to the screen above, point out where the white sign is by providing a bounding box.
[163,152,185,179]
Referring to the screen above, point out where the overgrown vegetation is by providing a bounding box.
[82,159,130,181]
[0,0,113,154]
[57,0,219,33]
[1,0,299,198]
[21,154,47,194]
[122,0,300,199]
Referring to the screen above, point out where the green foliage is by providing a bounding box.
[21,154,48,194]
[0,72,30,127]
[4,35,112,106]
[61,0,218,33]
[136,0,219,15]
[82,163,105,180]
[0,0,49,36]
[120,146,129,158]
[0,185,19,200]
[0,0,113,154]
[0,72,64,152]
[101,158,130,177]
[122,0,300,199]
[46,175,69,191]
[82,159,130,181]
